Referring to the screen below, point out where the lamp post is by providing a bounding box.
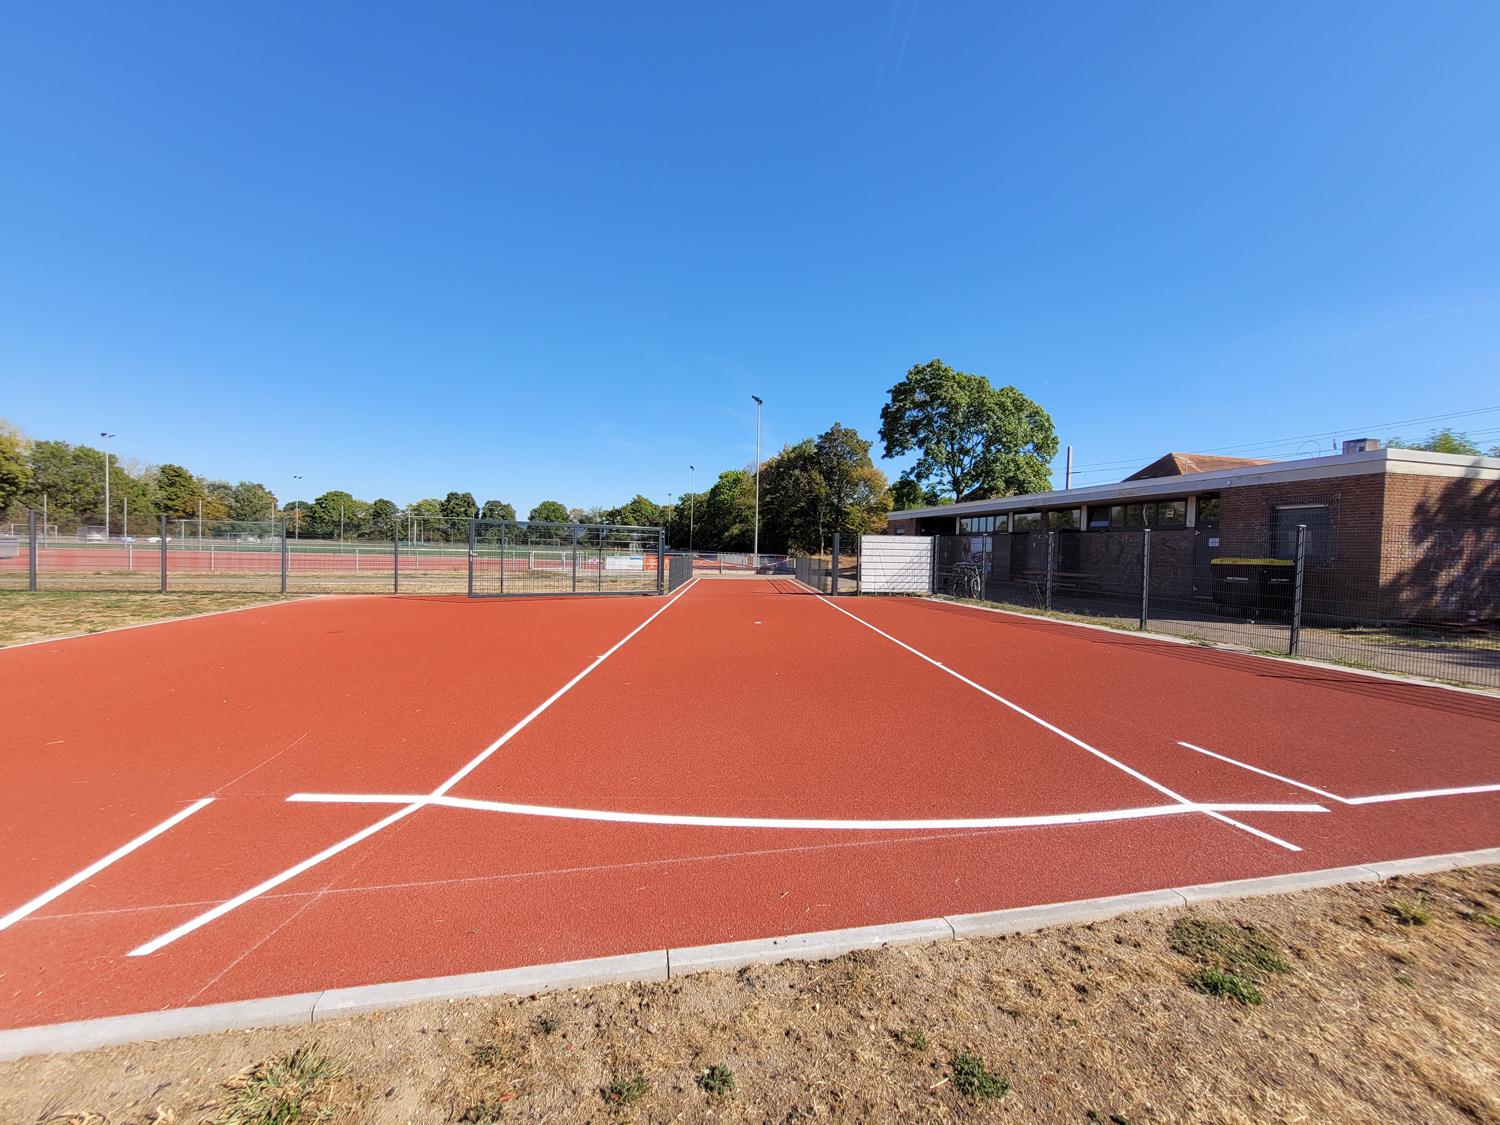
[688,466,695,553]
[750,397,762,560]
[292,475,303,539]
[100,432,115,538]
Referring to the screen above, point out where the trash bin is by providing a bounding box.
[1211,558,1295,619]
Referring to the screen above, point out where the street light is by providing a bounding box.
[689,465,695,553]
[750,397,762,559]
[100,433,115,539]
[292,475,303,539]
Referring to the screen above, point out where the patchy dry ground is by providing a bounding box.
[0,591,304,647]
[6,866,1499,1125]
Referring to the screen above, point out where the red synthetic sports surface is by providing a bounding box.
[2,579,1498,1030]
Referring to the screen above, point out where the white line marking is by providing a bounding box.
[128,578,702,956]
[816,597,1305,851]
[0,799,214,931]
[1178,742,1500,807]
[285,792,1327,829]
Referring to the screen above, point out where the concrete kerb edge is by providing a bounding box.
[916,595,1500,699]
[4,847,1498,1062]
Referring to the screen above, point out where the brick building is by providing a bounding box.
[885,446,1500,622]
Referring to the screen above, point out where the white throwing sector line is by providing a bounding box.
[1177,742,1500,806]
[128,577,702,957]
[817,597,1303,852]
[0,799,214,931]
[286,792,1327,828]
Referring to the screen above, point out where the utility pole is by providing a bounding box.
[689,465,695,552]
[292,475,302,539]
[1065,445,1073,490]
[750,397,762,559]
[100,432,115,538]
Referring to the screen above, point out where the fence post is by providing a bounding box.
[160,514,168,593]
[467,518,476,598]
[832,534,841,596]
[1139,527,1151,630]
[280,519,288,594]
[572,526,578,594]
[656,530,665,595]
[28,509,37,591]
[1289,523,1307,655]
[1044,531,1056,610]
[392,523,399,594]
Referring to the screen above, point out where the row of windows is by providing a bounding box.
[957,494,1219,534]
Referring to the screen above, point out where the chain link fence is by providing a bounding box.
[933,518,1499,690]
[0,514,668,598]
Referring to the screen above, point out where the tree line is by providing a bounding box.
[1,358,1069,551]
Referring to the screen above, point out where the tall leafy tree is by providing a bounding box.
[0,421,31,514]
[155,464,203,520]
[605,494,664,528]
[879,359,1057,502]
[307,491,362,539]
[440,491,477,519]
[481,500,516,521]
[528,500,570,523]
[368,498,400,535]
[26,441,152,529]
[225,481,277,521]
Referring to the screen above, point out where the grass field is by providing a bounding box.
[0,590,305,647]
[6,865,1498,1124]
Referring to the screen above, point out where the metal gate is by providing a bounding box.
[468,520,665,597]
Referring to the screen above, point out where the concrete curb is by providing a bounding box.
[3,846,1497,1062]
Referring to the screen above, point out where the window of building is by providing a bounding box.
[1125,503,1145,527]
[1012,512,1042,531]
[1196,493,1221,527]
[1048,509,1081,529]
[1272,505,1330,563]
[959,515,1001,533]
[1155,499,1187,527]
[1087,506,1112,529]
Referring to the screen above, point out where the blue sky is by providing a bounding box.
[2,3,1498,511]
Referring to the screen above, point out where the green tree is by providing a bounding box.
[368,498,400,536]
[605,494,664,528]
[481,499,515,521]
[307,491,362,539]
[1388,428,1482,455]
[696,470,757,551]
[879,359,1057,502]
[528,500,570,523]
[816,423,890,539]
[0,420,31,514]
[25,441,153,530]
[225,481,277,522]
[890,478,925,511]
[155,464,203,520]
[440,491,477,519]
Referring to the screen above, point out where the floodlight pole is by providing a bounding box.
[688,466,695,553]
[100,432,115,538]
[292,475,302,539]
[751,396,762,559]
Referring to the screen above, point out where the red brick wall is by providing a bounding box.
[1216,474,1387,618]
[1380,473,1500,618]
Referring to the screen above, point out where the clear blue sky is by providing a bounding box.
[3,3,1498,511]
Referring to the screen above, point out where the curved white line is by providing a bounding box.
[285,792,1327,830]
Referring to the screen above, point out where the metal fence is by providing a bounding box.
[469,520,664,598]
[933,519,1500,690]
[791,534,860,595]
[0,514,669,599]
[686,552,793,575]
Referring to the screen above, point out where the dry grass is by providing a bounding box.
[0,591,304,647]
[6,865,1500,1124]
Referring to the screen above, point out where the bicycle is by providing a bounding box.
[952,561,985,600]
